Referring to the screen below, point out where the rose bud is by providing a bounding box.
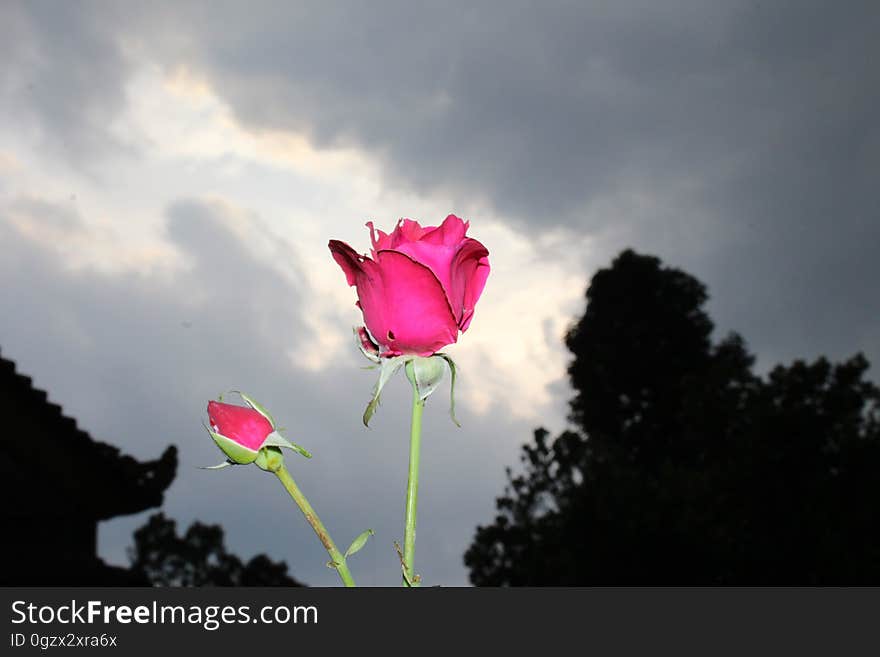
[329,214,490,358]
[202,393,311,469]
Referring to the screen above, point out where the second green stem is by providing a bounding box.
[403,361,425,586]
[273,463,356,587]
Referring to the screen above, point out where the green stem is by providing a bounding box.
[403,361,425,586]
[273,463,356,587]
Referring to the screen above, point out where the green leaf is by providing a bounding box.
[233,390,276,428]
[344,529,375,558]
[363,355,408,426]
[438,354,461,427]
[262,430,312,458]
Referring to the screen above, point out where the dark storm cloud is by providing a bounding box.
[5,0,878,249]
[103,0,878,368]
[0,1,134,163]
[120,2,878,223]
[0,198,519,585]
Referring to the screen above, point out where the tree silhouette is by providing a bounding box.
[465,249,880,584]
[129,513,303,586]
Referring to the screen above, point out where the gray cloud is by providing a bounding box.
[105,0,878,371]
[114,2,877,221]
[8,196,84,233]
[0,1,135,165]
[5,2,878,372]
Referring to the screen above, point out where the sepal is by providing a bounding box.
[405,356,446,402]
[204,422,260,464]
[437,353,461,427]
[232,390,276,428]
[363,355,408,426]
[354,326,382,363]
[200,460,234,470]
[263,430,312,459]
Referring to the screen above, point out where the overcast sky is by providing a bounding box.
[1,1,878,586]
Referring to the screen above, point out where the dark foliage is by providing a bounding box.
[465,249,880,584]
[129,513,303,586]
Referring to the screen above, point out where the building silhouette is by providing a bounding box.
[0,348,177,585]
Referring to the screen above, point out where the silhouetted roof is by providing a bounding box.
[0,347,177,521]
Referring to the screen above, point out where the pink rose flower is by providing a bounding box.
[329,214,490,357]
[208,400,273,451]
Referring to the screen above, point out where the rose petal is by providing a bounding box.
[449,238,491,331]
[389,216,472,303]
[329,238,366,287]
[374,250,459,354]
[329,240,392,344]
[390,239,457,298]
[329,240,458,355]
[356,326,381,360]
[207,401,273,451]
[389,218,429,249]
[366,221,392,255]
[420,214,468,247]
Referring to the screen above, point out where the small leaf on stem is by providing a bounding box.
[344,529,375,558]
